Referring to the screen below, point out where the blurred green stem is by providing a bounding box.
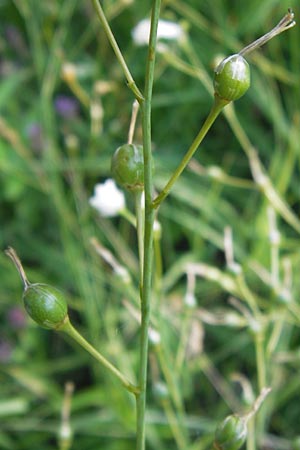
[224,105,300,234]
[152,96,228,209]
[247,418,255,450]
[60,318,139,394]
[255,331,267,392]
[156,343,189,444]
[162,399,188,450]
[120,207,136,227]
[153,223,163,301]
[91,0,143,102]
[136,0,161,448]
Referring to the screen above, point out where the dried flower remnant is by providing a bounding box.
[61,62,77,84]
[89,179,126,217]
[239,8,295,56]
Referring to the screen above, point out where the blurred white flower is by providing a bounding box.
[184,292,196,308]
[89,179,125,217]
[132,18,185,46]
[148,327,161,345]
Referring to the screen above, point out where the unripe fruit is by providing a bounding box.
[214,414,247,450]
[111,144,144,192]
[214,54,250,102]
[23,283,68,330]
[5,247,68,330]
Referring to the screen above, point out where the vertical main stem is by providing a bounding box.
[136,1,161,449]
[135,190,144,288]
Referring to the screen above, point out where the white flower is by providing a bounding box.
[89,179,125,217]
[132,18,185,46]
[148,327,161,345]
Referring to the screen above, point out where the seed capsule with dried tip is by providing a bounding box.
[5,247,68,330]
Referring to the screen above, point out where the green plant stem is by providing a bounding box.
[120,207,136,227]
[153,225,163,302]
[175,307,193,371]
[246,417,255,450]
[248,333,266,450]
[234,273,260,317]
[254,331,267,391]
[136,1,161,449]
[60,318,139,395]
[135,191,144,287]
[91,0,143,102]
[234,272,267,392]
[152,96,228,209]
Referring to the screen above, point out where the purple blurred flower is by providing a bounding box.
[26,122,43,152]
[5,25,27,55]
[0,340,12,363]
[54,95,79,119]
[7,307,27,329]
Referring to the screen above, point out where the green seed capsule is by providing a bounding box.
[23,283,68,330]
[111,144,144,192]
[214,54,250,102]
[5,247,68,330]
[214,414,247,450]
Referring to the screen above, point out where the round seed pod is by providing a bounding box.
[23,283,68,330]
[5,247,68,330]
[214,414,247,450]
[214,54,250,102]
[111,144,144,192]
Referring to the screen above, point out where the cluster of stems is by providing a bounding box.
[6,3,296,450]
[90,4,295,449]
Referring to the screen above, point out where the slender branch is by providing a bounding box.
[162,399,188,450]
[254,332,267,392]
[60,319,139,395]
[152,97,228,209]
[91,0,144,102]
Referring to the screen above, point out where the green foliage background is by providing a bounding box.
[1,0,300,449]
